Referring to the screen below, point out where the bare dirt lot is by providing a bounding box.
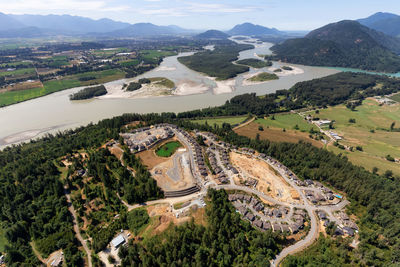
[235,122,323,148]
[230,152,299,203]
[151,151,195,191]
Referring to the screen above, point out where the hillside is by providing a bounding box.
[195,30,229,39]
[358,12,400,37]
[227,22,282,36]
[270,20,400,72]
[0,12,25,31]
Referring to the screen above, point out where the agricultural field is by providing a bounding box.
[235,121,323,148]
[255,113,316,132]
[91,47,128,57]
[156,141,182,157]
[191,116,249,127]
[0,67,36,78]
[309,99,400,175]
[0,69,125,107]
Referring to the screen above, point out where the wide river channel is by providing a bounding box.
[0,40,339,147]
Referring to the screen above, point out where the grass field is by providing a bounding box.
[255,113,316,132]
[156,141,182,157]
[120,59,140,67]
[310,99,400,175]
[235,121,323,148]
[140,50,177,63]
[390,93,400,103]
[191,116,249,127]
[0,69,125,107]
[0,61,33,67]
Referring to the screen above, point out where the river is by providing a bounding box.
[0,40,339,147]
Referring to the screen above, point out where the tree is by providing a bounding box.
[390,122,396,131]
[258,125,264,131]
[384,170,393,179]
[372,167,378,174]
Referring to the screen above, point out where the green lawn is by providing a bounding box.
[191,116,249,127]
[156,141,182,157]
[140,50,177,63]
[255,113,315,132]
[0,61,33,68]
[310,99,400,175]
[0,69,125,107]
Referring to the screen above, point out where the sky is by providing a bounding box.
[1,0,400,30]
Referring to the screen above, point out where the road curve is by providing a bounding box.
[64,186,92,267]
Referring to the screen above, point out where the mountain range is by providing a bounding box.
[270,20,400,73]
[358,12,400,37]
[226,22,283,36]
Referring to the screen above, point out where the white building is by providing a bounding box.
[111,234,126,249]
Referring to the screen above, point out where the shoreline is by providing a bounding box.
[269,65,305,77]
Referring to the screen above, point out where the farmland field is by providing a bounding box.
[235,121,323,148]
[310,99,400,175]
[0,67,36,77]
[191,116,248,127]
[156,141,182,157]
[255,113,316,132]
[0,69,125,107]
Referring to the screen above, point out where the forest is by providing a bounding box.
[69,85,107,100]
[177,44,253,80]
[118,189,282,266]
[177,72,400,118]
[236,58,272,68]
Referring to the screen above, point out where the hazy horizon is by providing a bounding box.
[1,0,400,31]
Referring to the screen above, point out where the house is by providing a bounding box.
[111,234,126,249]
[289,223,302,234]
[254,219,263,229]
[272,223,281,232]
[343,226,355,236]
[263,221,271,230]
[317,211,327,220]
[281,224,290,233]
[245,213,255,222]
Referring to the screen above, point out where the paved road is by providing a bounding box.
[64,186,92,267]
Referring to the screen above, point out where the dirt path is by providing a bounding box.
[233,116,255,130]
[30,242,46,264]
[64,186,92,267]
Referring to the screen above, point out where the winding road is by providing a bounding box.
[64,186,92,267]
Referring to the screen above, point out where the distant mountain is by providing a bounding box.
[195,30,229,39]
[0,26,47,38]
[0,12,25,31]
[227,22,282,36]
[107,23,193,37]
[270,20,400,72]
[9,14,130,34]
[358,12,400,37]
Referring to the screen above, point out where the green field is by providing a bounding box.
[310,99,400,175]
[0,67,36,77]
[255,113,315,132]
[191,116,249,127]
[390,93,400,103]
[0,69,125,107]
[156,141,182,157]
